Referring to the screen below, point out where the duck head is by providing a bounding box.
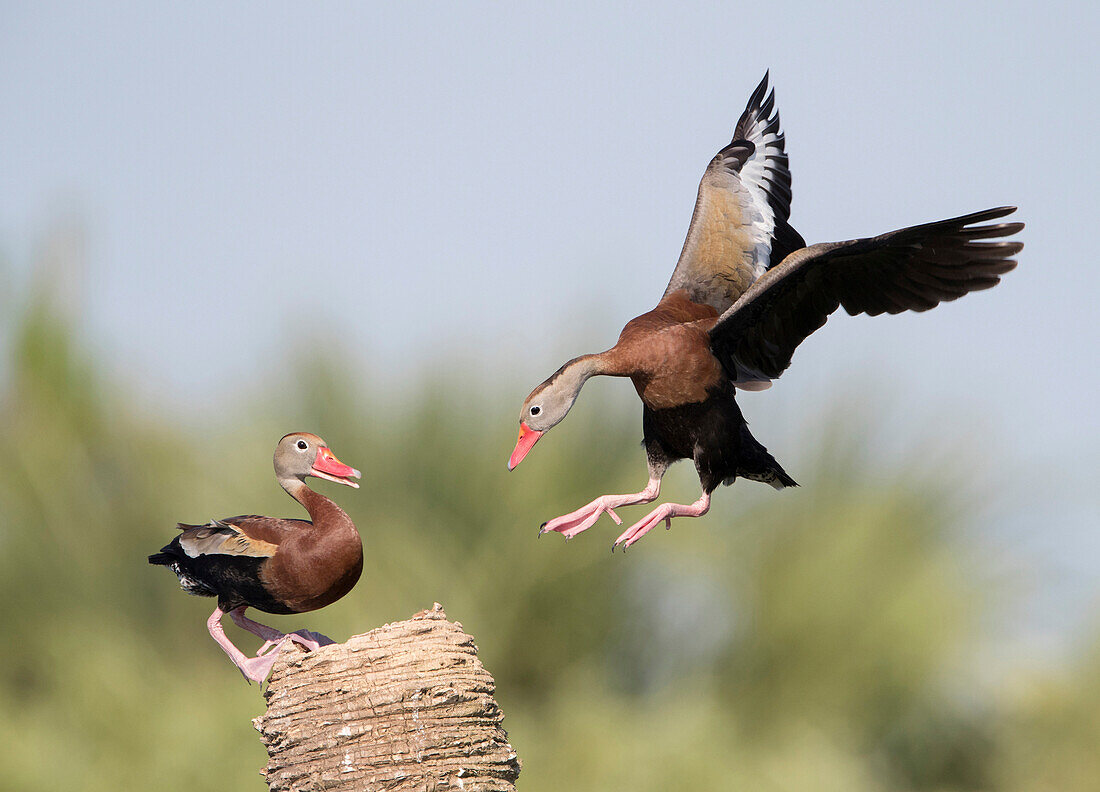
[509,356,599,470]
[275,432,362,488]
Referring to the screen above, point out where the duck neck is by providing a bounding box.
[558,352,620,399]
[279,476,350,532]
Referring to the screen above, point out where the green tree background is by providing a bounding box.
[1,263,1097,791]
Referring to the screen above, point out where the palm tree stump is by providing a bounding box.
[253,604,521,791]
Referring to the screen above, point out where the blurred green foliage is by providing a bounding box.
[1,285,1097,791]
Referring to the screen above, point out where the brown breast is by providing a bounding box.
[611,290,724,410]
[259,490,364,613]
[262,528,363,613]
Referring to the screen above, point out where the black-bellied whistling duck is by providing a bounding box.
[149,432,362,683]
[508,73,1023,549]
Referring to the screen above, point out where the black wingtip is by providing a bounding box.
[920,206,1021,233]
[745,71,770,115]
[970,206,1017,222]
[734,71,781,147]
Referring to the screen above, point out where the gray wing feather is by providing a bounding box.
[664,72,800,313]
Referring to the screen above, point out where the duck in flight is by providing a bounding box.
[508,73,1023,550]
[149,433,362,683]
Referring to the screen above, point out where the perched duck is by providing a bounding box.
[149,433,362,683]
[509,73,1022,549]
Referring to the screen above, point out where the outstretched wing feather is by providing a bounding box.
[663,72,804,313]
[709,207,1023,386]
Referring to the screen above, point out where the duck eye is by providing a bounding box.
[296,440,308,451]
[530,406,541,416]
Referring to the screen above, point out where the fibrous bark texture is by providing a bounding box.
[254,604,520,791]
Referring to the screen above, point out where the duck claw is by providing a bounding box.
[238,636,291,683]
[540,490,649,540]
[613,509,665,550]
[540,500,615,539]
[611,494,711,550]
[287,630,332,652]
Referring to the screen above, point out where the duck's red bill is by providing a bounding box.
[508,423,543,471]
[312,447,362,488]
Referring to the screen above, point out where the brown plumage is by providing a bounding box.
[615,292,723,409]
[508,73,1023,549]
[149,432,362,683]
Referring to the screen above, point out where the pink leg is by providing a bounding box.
[207,607,290,684]
[613,491,711,550]
[541,477,662,540]
[229,607,283,655]
[228,607,334,656]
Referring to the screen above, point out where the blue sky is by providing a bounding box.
[2,2,1098,655]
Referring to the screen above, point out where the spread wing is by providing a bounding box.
[664,72,805,313]
[176,517,291,559]
[709,207,1023,387]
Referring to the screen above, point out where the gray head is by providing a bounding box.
[508,357,597,470]
[274,432,362,488]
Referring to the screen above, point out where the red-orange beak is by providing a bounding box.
[311,446,362,488]
[508,422,544,471]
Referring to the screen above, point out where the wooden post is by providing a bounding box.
[254,604,521,791]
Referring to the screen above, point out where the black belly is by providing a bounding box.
[643,390,797,493]
[149,539,296,614]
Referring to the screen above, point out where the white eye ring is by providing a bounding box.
[296,440,309,451]
[530,406,541,416]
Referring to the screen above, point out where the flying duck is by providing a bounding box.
[149,433,362,683]
[508,73,1023,550]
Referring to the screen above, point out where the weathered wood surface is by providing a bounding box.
[254,604,520,791]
